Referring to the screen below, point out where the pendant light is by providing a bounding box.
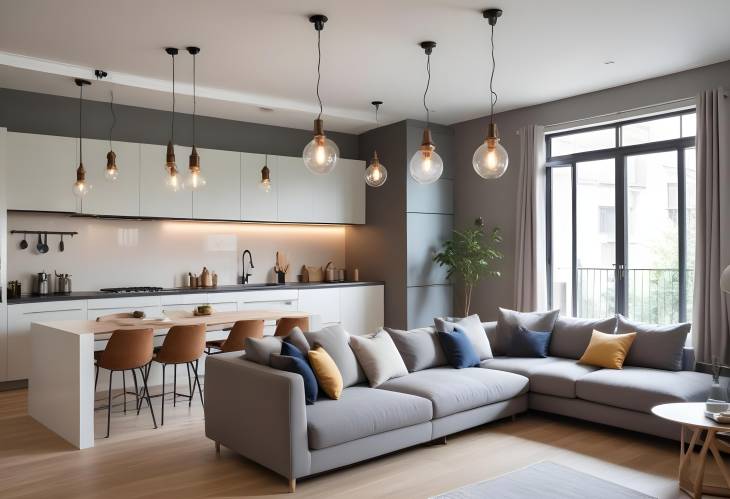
[184,46,206,190]
[302,14,339,175]
[409,41,443,185]
[364,101,388,188]
[164,47,181,192]
[72,78,92,198]
[259,158,272,193]
[472,8,509,179]
[105,89,119,181]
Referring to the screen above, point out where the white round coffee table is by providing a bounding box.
[653,402,730,499]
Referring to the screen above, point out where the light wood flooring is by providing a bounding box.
[0,386,717,498]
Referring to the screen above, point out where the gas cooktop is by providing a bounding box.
[99,286,164,294]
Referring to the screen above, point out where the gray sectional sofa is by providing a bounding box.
[203,317,712,491]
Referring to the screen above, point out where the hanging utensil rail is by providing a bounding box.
[10,230,78,236]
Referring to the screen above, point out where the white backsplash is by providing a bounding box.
[7,212,346,293]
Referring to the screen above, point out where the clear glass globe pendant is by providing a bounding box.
[364,150,388,187]
[105,150,119,181]
[72,163,92,198]
[303,119,339,174]
[164,141,181,192]
[473,123,509,179]
[410,128,443,184]
[259,165,272,192]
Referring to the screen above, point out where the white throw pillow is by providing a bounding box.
[434,314,493,360]
[349,330,409,387]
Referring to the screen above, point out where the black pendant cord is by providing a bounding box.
[192,52,197,145]
[489,23,498,125]
[171,53,176,143]
[78,84,83,163]
[423,53,431,126]
[316,29,323,121]
[109,89,116,149]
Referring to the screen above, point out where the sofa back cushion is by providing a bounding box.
[495,308,560,355]
[385,326,446,372]
[434,314,493,360]
[506,326,552,358]
[349,330,409,387]
[244,336,281,365]
[270,353,318,405]
[304,325,366,388]
[437,327,481,369]
[618,315,691,371]
[283,326,310,354]
[549,316,617,359]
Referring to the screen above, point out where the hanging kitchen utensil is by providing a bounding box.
[59,234,65,252]
[39,233,49,254]
[36,233,44,252]
[19,234,28,249]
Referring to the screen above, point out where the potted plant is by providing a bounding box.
[434,218,503,316]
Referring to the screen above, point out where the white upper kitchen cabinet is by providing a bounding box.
[81,139,141,216]
[192,148,241,220]
[276,155,313,223]
[139,143,193,219]
[6,132,80,213]
[341,158,366,224]
[241,152,277,222]
[310,158,366,224]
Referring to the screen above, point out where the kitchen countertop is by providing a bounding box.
[7,281,384,305]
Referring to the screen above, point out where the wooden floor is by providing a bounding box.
[0,386,713,499]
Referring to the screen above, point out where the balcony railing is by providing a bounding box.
[571,267,694,323]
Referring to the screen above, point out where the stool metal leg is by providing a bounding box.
[173,364,177,407]
[131,369,139,413]
[106,370,114,438]
[187,362,193,408]
[192,359,204,406]
[161,364,166,426]
[95,365,99,393]
[140,364,158,429]
[122,370,127,414]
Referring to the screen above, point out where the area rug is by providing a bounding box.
[431,461,656,499]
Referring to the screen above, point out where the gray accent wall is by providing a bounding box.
[452,59,730,321]
[0,88,359,158]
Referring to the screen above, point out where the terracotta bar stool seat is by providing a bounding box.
[273,316,310,337]
[151,324,206,425]
[94,328,157,438]
[206,319,264,354]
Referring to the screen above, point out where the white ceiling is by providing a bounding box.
[1,0,729,134]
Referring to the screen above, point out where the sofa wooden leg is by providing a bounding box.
[215,441,220,455]
[288,478,296,493]
[431,436,447,445]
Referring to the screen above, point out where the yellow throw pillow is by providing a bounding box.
[579,330,637,369]
[308,346,344,399]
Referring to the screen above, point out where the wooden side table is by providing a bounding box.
[653,402,730,498]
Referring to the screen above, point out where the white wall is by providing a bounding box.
[7,212,346,293]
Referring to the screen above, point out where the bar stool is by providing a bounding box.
[152,324,206,425]
[94,328,157,438]
[274,316,310,337]
[205,319,264,354]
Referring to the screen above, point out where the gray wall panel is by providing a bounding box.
[406,213,452,287]
[407,284,453,329]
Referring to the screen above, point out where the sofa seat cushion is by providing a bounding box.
[305,386,432,450]
[575,367,712,414]
[529,358,601,398]
[379,367,528,418]
[480,356,562,377]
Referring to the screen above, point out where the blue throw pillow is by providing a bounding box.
[507,326,552,358]
[281,340,308,364]
[437,327,480,369]
[269,354,318,405]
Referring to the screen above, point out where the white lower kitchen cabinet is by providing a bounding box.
[298,287,340,326]
[81,139,141,216]
[139,143,193,218]
[340,285,384,335]
[236,289,299,335]
[7,301,87,381]
[192,148,241,220]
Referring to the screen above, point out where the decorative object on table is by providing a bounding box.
[194,304,213,316]
[7,280,21,299]
[472,8,509,180]
[410,41,443,185]
[324,261,335,282]
[72,78,92,199]
[434,217,503,315]
[275,251,289,284]
[705,409,730,423]
[163,47,181,191]
[302,14,339,175]
[706,399,730,413]
[364,101,388,187]
[431,461,656,499]
[710,357,727,401]
[132,310,146,319]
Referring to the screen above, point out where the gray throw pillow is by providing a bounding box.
[495,308,560,356]
[304,324,366,388]
[549,316,617,359]
[244,336,282,366]
[434,314,493,360]
[385,326,446,372]
[284,326,310,354]
[349,330,409,387]
[618,314,691,371]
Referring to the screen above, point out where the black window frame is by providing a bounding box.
[545,108,696,321]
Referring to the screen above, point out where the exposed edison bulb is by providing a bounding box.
[473,137,509,179]
[105,166,119,182]
[259,178,272,192]
[364,151,388,187]
[409,147,443,184]
[166,168,181,192]
[184,169,207,190]
[303,135,339,174]
[72,179,92,198]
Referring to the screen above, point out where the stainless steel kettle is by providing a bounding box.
[35,272,50,296]
[55,271,72,295]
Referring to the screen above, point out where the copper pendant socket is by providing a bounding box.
[313,118,325,138]
[421,128,436,155]
[261,164,270,182]
[189,145,201,172]
[76,162,86,181]
[166,141,177,171]
[106,150,117,169]
[371,150,380,166]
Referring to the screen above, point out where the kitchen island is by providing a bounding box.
[28,309,315,450]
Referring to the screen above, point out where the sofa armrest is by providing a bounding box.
[482,321,498,350]
[204,353,311,480]
[682,347,696,371]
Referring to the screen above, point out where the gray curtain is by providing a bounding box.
[693,88,730,365]
[513,125,547,312]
